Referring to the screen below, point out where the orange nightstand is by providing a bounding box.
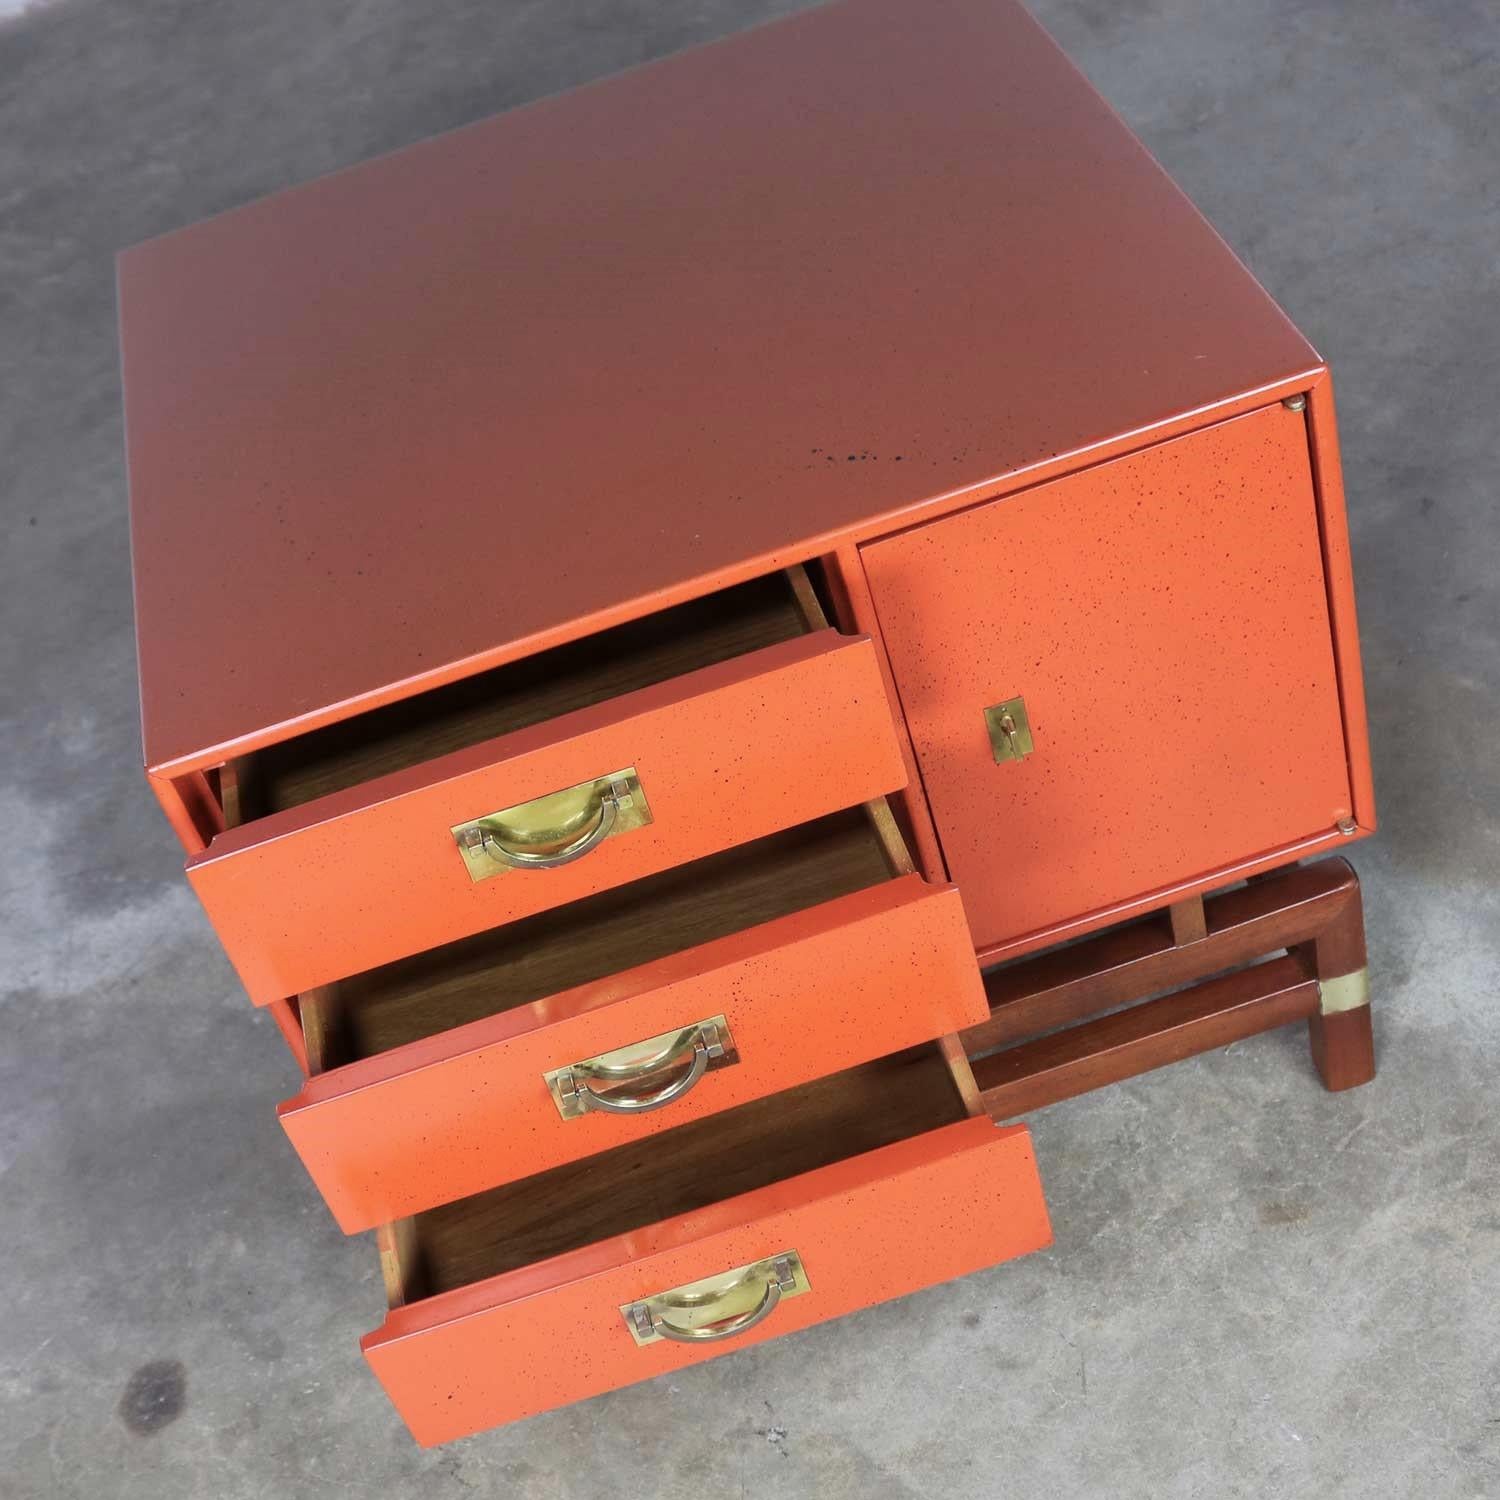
[120,0,1373,1444]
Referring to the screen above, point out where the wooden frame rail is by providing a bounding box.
[965,858,1374,1119]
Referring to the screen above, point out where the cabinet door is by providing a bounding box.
[862,403,1353,957]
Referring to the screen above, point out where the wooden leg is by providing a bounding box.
[1309,1005,1375,1092]
[1300,880,1375,1092]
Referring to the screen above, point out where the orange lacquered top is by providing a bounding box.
[119,0,1320,776]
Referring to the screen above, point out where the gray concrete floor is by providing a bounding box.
[2,1,1497,1495]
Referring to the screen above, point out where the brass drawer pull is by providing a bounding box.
[479,786,618,869]
[622,1252,808,1346]
[544,1018,734,1120]
[451,768,652,883]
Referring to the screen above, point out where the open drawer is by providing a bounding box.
[280,798,987,1232]
[190,567,908,1005]
[362,1042,1051,1445]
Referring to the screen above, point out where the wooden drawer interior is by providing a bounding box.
[302,798,913,1074]
[384,1040,968,1304]
[224,566,825,825]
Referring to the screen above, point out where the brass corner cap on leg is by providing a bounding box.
[1317,968,1370,1016]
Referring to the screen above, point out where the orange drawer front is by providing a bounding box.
[363,1115,1050,1445]
[187,629,906,1006]
[281,868,985,1233]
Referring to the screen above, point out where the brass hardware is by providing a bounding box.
[621,1251,808,1346]
[451,767,651,882]
[544,1016,735,1120]
[1336,816,1358,836]
[1282,394,1307,412]
[1318,968,1370,1016]
[984,696,1035,764]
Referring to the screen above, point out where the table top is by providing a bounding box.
[119,0,1319,776]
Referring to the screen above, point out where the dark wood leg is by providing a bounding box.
[1298,879,1375,1092]
[1309,1006,1376,1092]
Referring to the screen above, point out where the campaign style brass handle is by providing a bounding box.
[572,1030,710,1115]
[476,786,618,869]
[451,768,652,884]
[622,1253,807,1346]
[545,1019,732,1120]
[644,1272,783,1344]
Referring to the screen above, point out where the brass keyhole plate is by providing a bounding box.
[984,696,1035,764]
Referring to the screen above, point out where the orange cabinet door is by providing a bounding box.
[281,874,985,1233]
[186,631,906,1005]
[862,402,1354,958]
[363,1118,1050,1445]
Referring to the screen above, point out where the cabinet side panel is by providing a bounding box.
[1305,372,1376,830]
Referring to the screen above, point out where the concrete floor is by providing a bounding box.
[2,0,1497,1495]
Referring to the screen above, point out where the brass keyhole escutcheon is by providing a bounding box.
[984,696,1034,764]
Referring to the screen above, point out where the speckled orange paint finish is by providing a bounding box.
[362,1118,1050,1446]
[863,401,1357,956]
[281,874,986,1233]
[186,631,907,1006]
[121,0,1329,784]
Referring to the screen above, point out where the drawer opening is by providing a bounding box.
[382,1040,967,1306]
[301,797,916,1075]
[221,565,828,826]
